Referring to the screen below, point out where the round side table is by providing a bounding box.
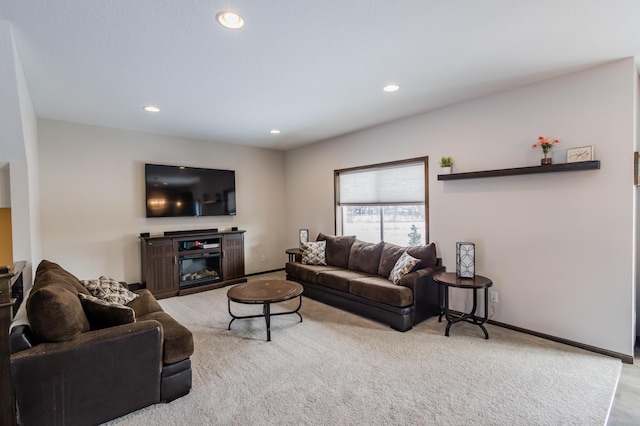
[432,272,493,339]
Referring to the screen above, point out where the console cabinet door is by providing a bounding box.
[222,233,245,280]
[142,238,178,298]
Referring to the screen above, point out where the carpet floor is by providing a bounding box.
[106,285,621,425]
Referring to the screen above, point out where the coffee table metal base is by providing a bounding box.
[227,297,302,342]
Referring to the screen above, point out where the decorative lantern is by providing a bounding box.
[456,242,475,278]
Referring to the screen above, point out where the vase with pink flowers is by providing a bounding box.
[532,136,560,165]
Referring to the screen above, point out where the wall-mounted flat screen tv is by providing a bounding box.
[145,164,236,217]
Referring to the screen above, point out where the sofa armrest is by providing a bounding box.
[11,320,163,426]
[398,265,445,323]
[397,266,443,291]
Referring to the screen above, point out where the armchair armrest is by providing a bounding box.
[11,320,163,426]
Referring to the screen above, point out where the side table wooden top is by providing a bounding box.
[433,272,492,289]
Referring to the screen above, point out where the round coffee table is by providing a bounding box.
[227,280,303,341]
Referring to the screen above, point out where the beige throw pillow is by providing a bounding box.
[389,252,420,284]
[81,276,139,305]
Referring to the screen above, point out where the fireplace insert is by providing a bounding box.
[178,252,221,289]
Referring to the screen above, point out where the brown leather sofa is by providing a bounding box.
[9,260,194,426]
[286,233,444,331]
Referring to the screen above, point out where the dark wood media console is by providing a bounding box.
[140,230,246,299]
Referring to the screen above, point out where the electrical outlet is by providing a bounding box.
[490,291,498,303]
[260,255,266,262]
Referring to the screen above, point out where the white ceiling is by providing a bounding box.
[2,1,640,151]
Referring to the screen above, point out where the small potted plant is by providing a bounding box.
[439,156,454,174]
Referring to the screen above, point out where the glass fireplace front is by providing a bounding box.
[178,252,221,289]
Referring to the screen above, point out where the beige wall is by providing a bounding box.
[38,120,287,281]
[0,20,38,285]
[3,13,637,357]
[285,58,637,357]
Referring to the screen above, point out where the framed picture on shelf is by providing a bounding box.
[566,146,595,163]
[299,229,309,247]
[635,152,640,186]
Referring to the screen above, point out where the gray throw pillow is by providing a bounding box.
[78,293,136,330]
[348,240,384,275]
[317,233,356,268]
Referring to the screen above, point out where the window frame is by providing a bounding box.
[334,157,429,243]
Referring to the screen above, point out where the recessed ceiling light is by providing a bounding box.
[270,129,281,134]
[383,84,400,92]
[143,105,160,112]
[216,11,244,29]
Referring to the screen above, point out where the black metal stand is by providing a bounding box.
[434,272,492,339]
[228,296,303,342]
[439,286,490,339]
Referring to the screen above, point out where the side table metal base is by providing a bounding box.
[434,273,492,340]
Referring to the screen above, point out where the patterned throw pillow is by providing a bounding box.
[81,276,139,305]
[389,252,420,284]
[301,241,327,265]
[78,293,136,329]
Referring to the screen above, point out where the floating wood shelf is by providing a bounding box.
[437,161,600,181]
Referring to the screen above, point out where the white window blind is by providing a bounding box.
[338,161,425,205]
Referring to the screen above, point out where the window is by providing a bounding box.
[335,158,428,246]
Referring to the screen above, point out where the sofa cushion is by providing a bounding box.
[317,233,356,268]
[34,260,91,296]
[27,284,90,342]
[378,243,407,278]
[301,241,327,265]
[81,276,139,305]
[317,269,373,292]
[137,311,194,364]
[79,293,136,330]
[349,276,414,308]
[389,252,420,284]
[407,243,437,269]
[286,262,341,284]
[348,240,384,275]
[127,289,165,317]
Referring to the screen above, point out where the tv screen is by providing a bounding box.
[145,164,236,217]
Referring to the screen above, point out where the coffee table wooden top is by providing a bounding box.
[227,280,303,304]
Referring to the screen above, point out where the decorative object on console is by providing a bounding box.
[299,229,309,247]
[532,136,560,165]
[456,242,475,278]
[566,145,594,163]
[439,156,454,174]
